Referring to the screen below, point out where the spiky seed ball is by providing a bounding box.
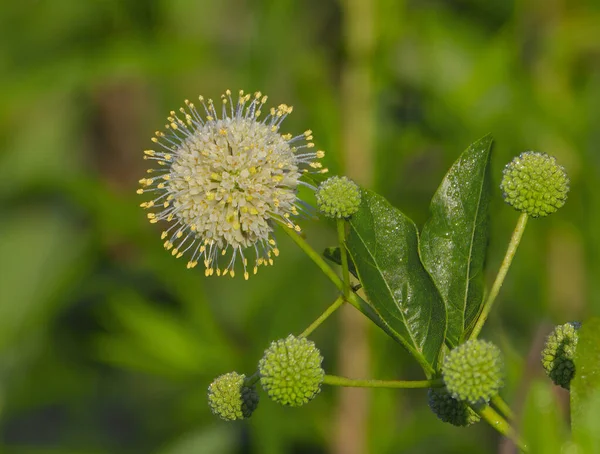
[316,176,361,219]
[207,372,259,421]
[500,151,569,218]
[442,340,504,405]
[428,387,481,427]
[259,335,324,407]
[541,322,581,390]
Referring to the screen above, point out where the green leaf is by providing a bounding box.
[571,317,600,452]
[347,189,446,374]
[420,135,493,346]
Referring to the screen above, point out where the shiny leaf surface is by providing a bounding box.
[347,190,446,374]
[420,135,493,346]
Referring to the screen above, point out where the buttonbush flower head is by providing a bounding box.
[316,176,361,219]
[500,151,569,217]
[138,90,327,279]
[542,322,581,390]
[259,335,324,407]
[428,387,481,427]
[207,372,259,421]
[442,340,504,405]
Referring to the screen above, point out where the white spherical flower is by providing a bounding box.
[138,90,327,279]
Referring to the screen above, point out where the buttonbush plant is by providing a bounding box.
[139,90,600,452]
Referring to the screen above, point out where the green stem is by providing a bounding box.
[492,395,514,420]
[337,219,351,300]
[300,296,345,338]
[323,375,444,389]
[469,213,528,340]
[476,404,528,452]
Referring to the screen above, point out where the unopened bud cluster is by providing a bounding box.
[500,151,569,218]
[542,322,580,390]
[428,387,481,427]
[316,176,361,219]
[207,372,259,421]
[259,335,325,407]
[442,340,504,405]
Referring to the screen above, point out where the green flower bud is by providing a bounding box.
[442,340,504,405]
[259,335,324,407]
[500,151,569,218]
[207,372,259,421]
[316,176,361,219]
[541,322,581,390]
[428,387,481,427]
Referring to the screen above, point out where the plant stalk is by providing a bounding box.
[469,213,528,340]
[476,404,528,452]
[324,375,444,389]
[300,296,345,338]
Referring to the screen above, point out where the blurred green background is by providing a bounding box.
[1,0,599,453]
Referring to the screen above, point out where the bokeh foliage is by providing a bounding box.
[0,0,599,452]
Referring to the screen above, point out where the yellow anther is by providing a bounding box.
[149,219,158,224]
[162,175,170,180]
[176,231,183,238]
[147,213,156,219]
[206,115,213,121]
[157,183,165,189]
[307,142,315,148]
[164,154,172,160]
[230,270,235,278]
[144,150,156,156]
[316,150,325,158]
[273,248,280,257]
[136,189,144,195]
[226,89,232,96]
[161,231,168,240]
[253,266,258,274]
[151,137,158,143]
[244,272,249,280]
[219,128,227,136]
[304,130,312,136]
[176,252,183,258]
[206,192,215,201]
[172,248,178,256]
